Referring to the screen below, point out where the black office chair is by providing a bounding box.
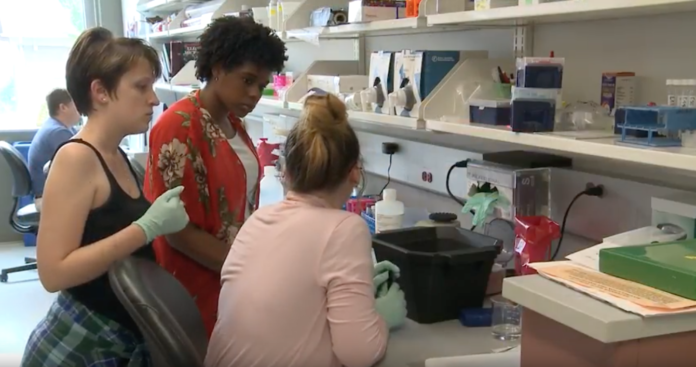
[109,257,208,367]
[0,141,39,283]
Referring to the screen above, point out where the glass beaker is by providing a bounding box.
[491,296,522,341]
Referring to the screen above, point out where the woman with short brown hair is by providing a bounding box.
[21,27,189,367]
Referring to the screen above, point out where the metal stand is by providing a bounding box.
[0,257,37,283]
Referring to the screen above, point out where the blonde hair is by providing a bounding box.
[284,94,360,193]
[66,27,162,115]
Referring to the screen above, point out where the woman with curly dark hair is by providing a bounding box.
[144,15,287,337]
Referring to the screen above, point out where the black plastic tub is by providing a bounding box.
[372,226,502,324]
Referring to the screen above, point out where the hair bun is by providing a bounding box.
[301,93,348,130]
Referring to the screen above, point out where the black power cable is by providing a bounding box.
[550,184,604,260]
[445,160,478,230]
[378,153,393,196]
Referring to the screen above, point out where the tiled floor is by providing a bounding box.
[0,242,55,363]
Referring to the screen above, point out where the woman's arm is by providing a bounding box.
[320,215,389,367]
[165,225,230,272]
[146,113,229,273]
[36,143,148,293]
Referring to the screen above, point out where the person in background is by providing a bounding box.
[205,94,408,367]
[28,88,80,210]
[21,27,189,367]
[144,16,287,336]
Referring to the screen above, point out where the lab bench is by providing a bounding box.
[378,319,513,367]
[503,275,696,367]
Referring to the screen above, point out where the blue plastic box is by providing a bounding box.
[469,99,512,126]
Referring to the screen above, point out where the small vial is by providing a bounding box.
[678,80,689,108]
[687,79,696,108]
[667,79,678,106]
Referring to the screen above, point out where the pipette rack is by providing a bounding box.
[617,106,696,147]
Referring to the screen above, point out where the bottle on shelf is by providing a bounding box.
[268,0,278,31]
[375,188,404,233]
[277,0,284,32]
[259,166,285,207]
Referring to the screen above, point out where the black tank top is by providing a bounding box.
[57,139,155,335]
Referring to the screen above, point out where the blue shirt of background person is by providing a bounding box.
[28,88,81,199]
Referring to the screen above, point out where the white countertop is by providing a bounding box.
[377,319,515,367]
[502,275,696,343]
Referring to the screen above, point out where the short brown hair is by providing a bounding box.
[284,94,360,193]
[65,27,162,116]
[46,89,73,118]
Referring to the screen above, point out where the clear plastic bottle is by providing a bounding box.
[268,0,278,31]
[375,188,404,233]
[276,0,284,32]
[259,166,284,207]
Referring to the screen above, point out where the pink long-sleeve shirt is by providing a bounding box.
[205,193,389,367]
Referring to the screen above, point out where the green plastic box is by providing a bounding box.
[599,240,696,300]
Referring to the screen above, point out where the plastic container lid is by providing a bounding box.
[469,98,511,108]
[264,166,278,177]
[382,188,397,201]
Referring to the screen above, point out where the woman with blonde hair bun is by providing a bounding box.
[206,93,407,367]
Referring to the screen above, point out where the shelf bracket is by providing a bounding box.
[513,25,534,58]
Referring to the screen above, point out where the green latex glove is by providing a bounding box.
[133,186,190,243]
[462,192,506,227]
[373,261,400,297]
[375,282,407,330]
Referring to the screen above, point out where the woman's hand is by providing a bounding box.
[373,260,400,297]
[133,186,190,243]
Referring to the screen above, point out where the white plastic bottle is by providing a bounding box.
[268,0,278,31]
[375,188,404,233]
[259,166,284,207]
[276,0,284,32]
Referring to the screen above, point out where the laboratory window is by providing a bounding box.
[0,0,86,131]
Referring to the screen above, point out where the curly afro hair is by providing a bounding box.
[196,16,287,82]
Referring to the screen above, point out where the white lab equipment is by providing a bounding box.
[259,166,284,207]
[375,188,404,233]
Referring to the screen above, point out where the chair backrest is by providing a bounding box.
[108,257,208,367]
[0,141,32,198]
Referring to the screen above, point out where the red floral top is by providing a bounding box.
[144,90,261,337]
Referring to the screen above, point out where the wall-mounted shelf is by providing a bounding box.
[425,119,696,173]
[154,80,696,173]
[147,0,267,40]
[427,0,696,27]
[285,17,426,40]
[137,0,206,16]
